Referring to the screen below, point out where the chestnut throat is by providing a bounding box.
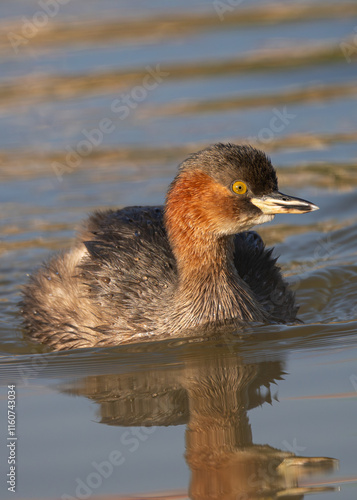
[164,178,266,327]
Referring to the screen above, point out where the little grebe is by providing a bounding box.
[22,143,318,350]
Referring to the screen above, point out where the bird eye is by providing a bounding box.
[232,181,247,195]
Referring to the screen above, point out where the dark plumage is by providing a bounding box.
[21,143,318,350]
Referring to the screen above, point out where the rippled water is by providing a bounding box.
[0,1,357,499]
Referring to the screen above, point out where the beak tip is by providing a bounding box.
[310,203,319,212]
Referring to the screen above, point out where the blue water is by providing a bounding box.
[0,1,357,498]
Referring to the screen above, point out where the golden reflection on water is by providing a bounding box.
[1,1,356,55]
[1,1,357,497]
[2,131,357,184]
[0,40,351,107]
[60,342,338,499]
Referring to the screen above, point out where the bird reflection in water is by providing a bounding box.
[60,341,338,499]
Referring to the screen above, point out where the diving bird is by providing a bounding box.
[21,143,318,350]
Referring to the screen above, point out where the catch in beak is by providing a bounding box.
[251,191,319,215]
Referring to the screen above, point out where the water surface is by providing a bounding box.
[0,1,357,498]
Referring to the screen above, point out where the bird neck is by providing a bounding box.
[164,174,265,325]
[164,170,236,277]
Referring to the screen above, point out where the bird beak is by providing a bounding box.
[251,191,319,214]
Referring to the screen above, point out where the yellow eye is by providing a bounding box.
[232,181,247,195]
